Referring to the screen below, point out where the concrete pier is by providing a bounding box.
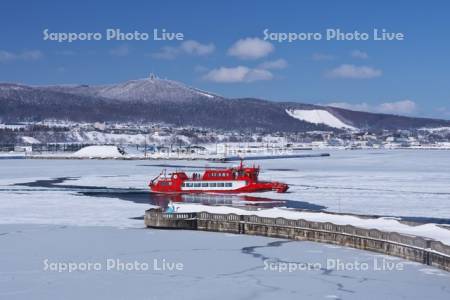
[144,208,450,272]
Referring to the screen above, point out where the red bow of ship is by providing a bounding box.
[149,161,289,194]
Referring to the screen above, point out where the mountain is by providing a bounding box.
[1,76,449,132]
[44,75,219,103]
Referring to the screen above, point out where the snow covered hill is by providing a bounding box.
[286,109,357,130]
[46,75,219,103]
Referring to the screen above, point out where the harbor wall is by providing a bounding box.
[144,209,450,271]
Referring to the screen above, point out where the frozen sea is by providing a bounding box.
[0,224,449,300]
[1,149,449,222]
[0,149,449,299]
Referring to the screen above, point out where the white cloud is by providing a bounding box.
[378,100,417,114]
[180,40,215,56]
[312,53,334,61]
[327,99,417,115]
[327,102,371,111]
[56,50,76,56]
[203,66,273,83]
[151,46,179,60]
[109,45,130,56]
[326,64,382,79]
[259,58,287,70]
[21,50,43,60]
[194,65,209,73]
[0,50,43,63]
[0,51,16,62]
[228,38,274,60]
[436,106,450,118]
[152,40,215,60]
[351,50,368,59]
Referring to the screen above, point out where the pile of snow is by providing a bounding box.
[72,145,124,158]
[174,204,450,245]
[21,136,41,144]
[286,109,357,130]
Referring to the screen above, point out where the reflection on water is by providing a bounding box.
[150,193,288,210]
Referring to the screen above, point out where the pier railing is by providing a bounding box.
[144,209,450,271]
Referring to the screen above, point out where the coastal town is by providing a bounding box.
[1,121,450,158]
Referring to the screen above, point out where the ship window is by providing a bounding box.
[194,183,201,187]
[209,183,217,187]
[181,183,185,187]
[217,182,224,187]
[185,183,192,187]
[202,183,208,187]
[225,182,232,187]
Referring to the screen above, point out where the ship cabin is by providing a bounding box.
[157,171,188,186]
[201,166,260,181]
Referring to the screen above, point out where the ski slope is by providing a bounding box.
[286,109,357,130]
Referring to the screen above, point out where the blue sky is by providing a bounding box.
[1,1,449,119]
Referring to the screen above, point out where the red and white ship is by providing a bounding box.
[149,161,289,194]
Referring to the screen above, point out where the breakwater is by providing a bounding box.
[144,209,450,272]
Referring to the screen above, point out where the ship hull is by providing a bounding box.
[150,180,288,194]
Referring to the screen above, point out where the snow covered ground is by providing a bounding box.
[20,136,41,144]
[72,145,124,158]
[0,150,449,298]
[0,224,448,300]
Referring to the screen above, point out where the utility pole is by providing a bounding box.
[144,133,147,158]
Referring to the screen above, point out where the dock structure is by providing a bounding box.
[144,208,450,272]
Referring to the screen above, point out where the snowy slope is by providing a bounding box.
[286,109,357,130]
